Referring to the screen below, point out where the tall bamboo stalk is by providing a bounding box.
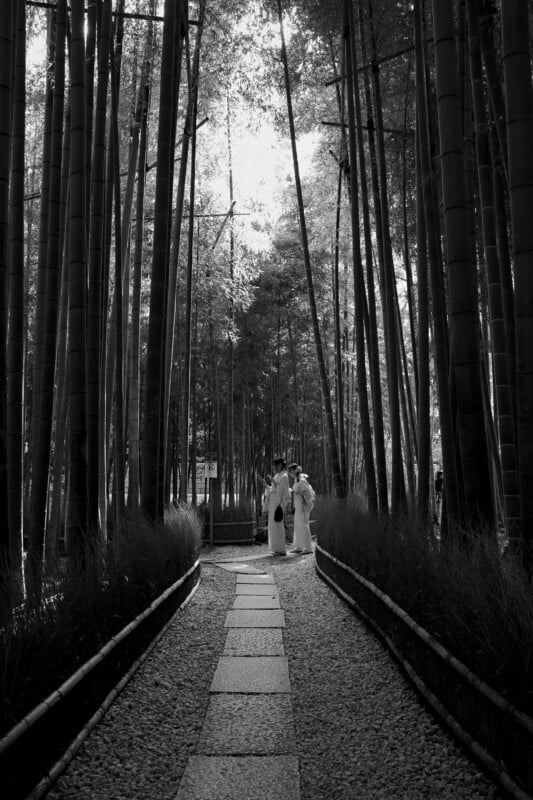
[343,0,377,511]
[432,0,493,531]
[365,0,405,513]
[67,0,89,566]
[127,79,149,511]
[467,2,520,542]
[142,0,182,520]
[501,0,533,564]
[7,0,25,597]
[277,0,344,499]
[414,0,460,528]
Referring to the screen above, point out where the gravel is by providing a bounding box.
[273,553,500,800]
[46,546,501,800]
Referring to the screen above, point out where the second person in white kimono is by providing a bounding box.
[288,463,314,554]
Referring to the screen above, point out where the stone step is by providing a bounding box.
[224,609,285,628]
[223,628,285,657]
[232,594,280,609]
[197,694,297,755]
[210,656,291,693]
[176,755,301,800]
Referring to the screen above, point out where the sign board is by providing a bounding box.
[197,460,218,479]
[205,461,217,478]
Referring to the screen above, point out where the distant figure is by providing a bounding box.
[288,463,314,554]
[263,457,289,555]
[434,470,443,524]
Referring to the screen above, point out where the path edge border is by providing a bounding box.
[0,559,201,800]
[315,543,533,800]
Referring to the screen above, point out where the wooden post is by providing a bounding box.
[209,476,214,548]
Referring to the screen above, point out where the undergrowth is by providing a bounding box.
[316,496,533,717]
[0,505,201,737]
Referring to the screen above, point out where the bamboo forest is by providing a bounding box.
[3,2,533,796]
[2,0,533,593]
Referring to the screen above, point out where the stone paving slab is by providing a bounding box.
[201,553,273,564]
[236,583,280,596]
[214,563,267,574]
[197,694,297,755]
[232,594,280,609]
[236,573,276,584]
[223,628,285,656]
[210,656,291,693]
[224,609,285,628]
[176,755,300,799]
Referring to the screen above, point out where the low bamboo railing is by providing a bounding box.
[315,543,533,800]
[0,559,201,800]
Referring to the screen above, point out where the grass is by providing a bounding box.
[315,496,533,716]
[0,505,201,737]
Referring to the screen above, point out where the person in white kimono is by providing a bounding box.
[265,457,290,555]
[288,464,314,554]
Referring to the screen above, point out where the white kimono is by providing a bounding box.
[266,470,289,554]
[291,475,313,553]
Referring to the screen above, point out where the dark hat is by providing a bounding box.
[273,456,286,468]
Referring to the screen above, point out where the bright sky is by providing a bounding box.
[204,122,320,253]
[26,2,320,255]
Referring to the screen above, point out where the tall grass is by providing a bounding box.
[0,506,201,736]
[316,496,533,715]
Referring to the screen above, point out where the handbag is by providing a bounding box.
[274,504,284,522]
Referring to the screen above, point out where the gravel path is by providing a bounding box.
[47,563,236,800]
[273,553,499,800]
[46,546,500,800]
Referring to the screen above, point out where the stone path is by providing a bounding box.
[176,566,301,799]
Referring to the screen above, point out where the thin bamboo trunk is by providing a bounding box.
[67,0,89,567]
[87,0,111,533]
[414,0,461,528]
[163,23,194,490]
[24,14,53,597]
[111,38,125,525]
[478,0,507,184]
[127,80,149,511]
[142,0,183,520]
[415,124,431,518]
[7,0,25,598]
[85,0,97,233]
[328,41,349,489]
[467,3,520,542]
[401,55,418,396]
[365,0,405,514]
[226,95,235,510]
[332,167,348,490]
[490,123,516,412]
[27,0,67,600]
[277,0,344,498]
[45,89,71,572]
[179,79,198,503]
[501,0,533,565]
[352,9,388,512]
[344,0,377,511]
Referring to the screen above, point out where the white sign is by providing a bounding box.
[197,461,218,479]
[205,461,217,478]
